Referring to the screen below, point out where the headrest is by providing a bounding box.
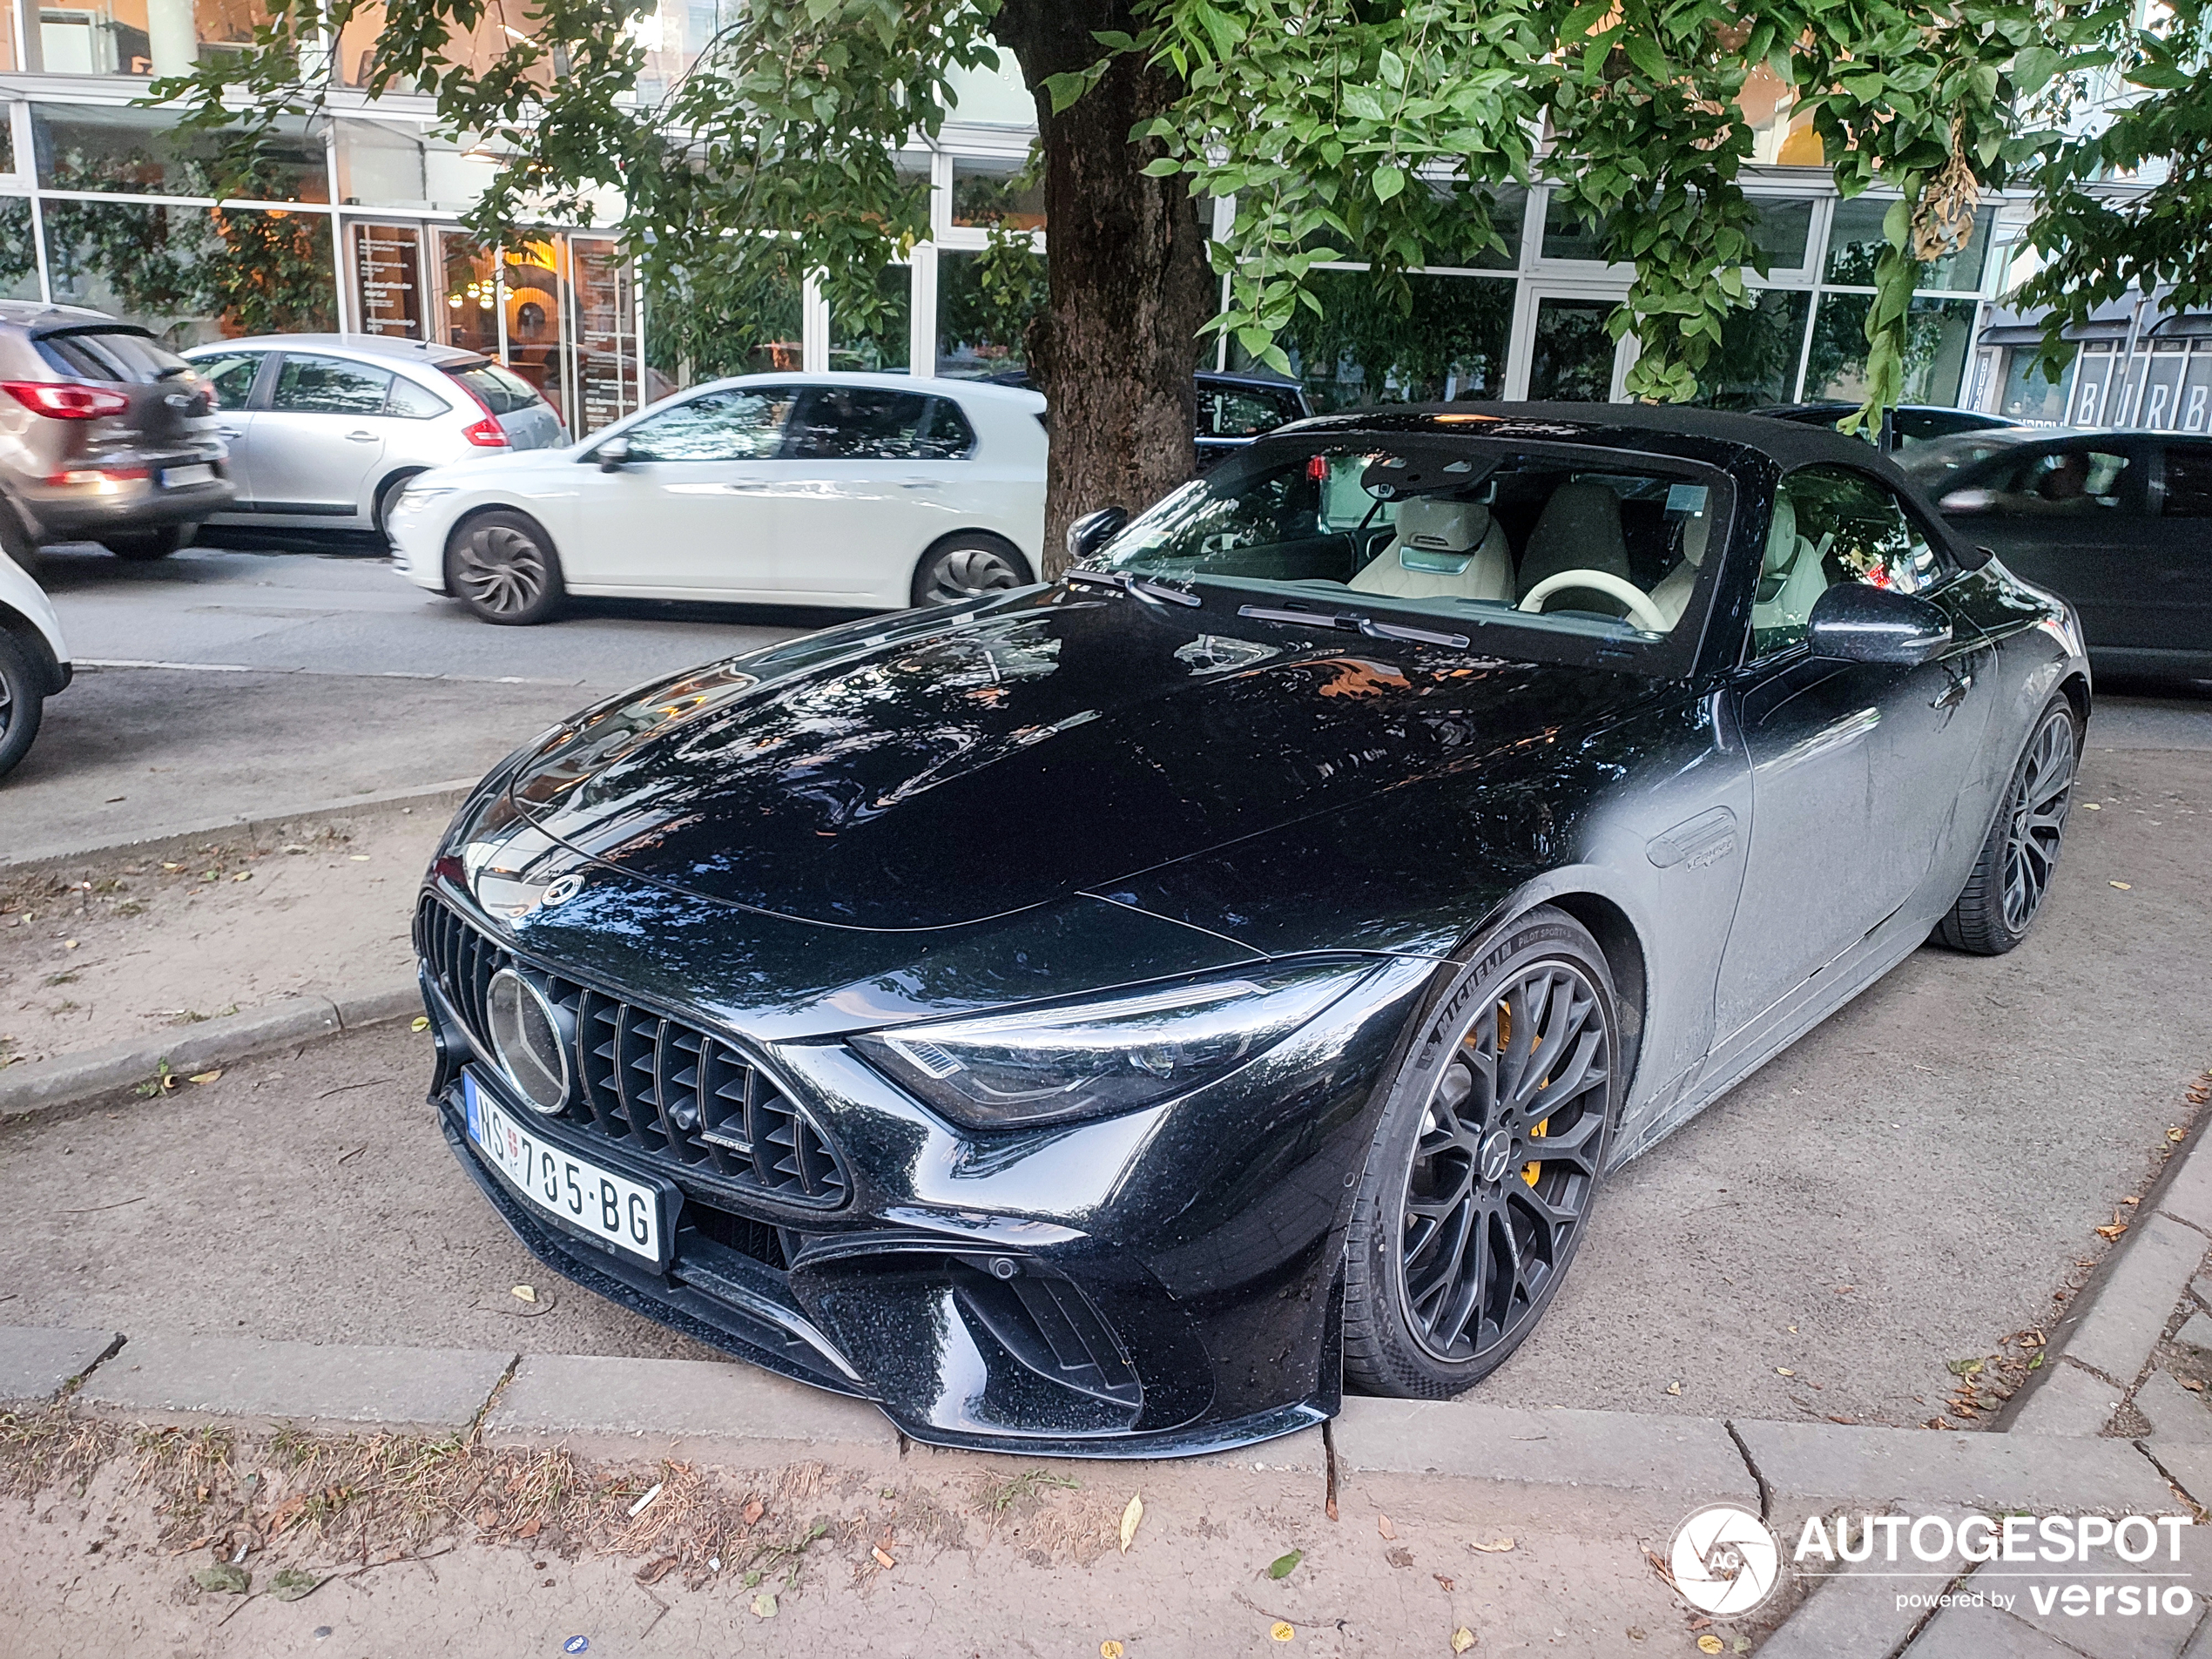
[1762,489,1799,577]
[1393,496,1492,555]
[1678,510,1712,567]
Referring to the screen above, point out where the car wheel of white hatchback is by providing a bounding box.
[912,536,1030,608]
[447,509,564,626]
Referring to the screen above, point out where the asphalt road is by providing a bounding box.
[2,542,844,860]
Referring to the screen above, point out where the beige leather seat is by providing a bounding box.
[1347,497,1513,603]
[1646,510,1710,628]
[1749,489,1832,636]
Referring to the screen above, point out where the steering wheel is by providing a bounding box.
[1517,570,1669,634]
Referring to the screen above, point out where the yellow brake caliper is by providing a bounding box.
[1500,999,1548,1187]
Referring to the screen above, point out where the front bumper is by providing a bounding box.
[418,884,1434,1457]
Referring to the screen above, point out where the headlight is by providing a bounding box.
[848,961,1377,1129]
[395,485,455,511]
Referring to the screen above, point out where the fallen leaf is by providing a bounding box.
[873,1547,896,1569]
[2123,1196,2141,1205]
[2083,801,2101,809]
[2184,1379,2205,1393]
[743,1498,765,1527]
[750,1592,778,1619]
[2095,1223,2129,1240]
[350,855,371,862]
[2111,880,2132,890]
[1433,1575,1455,1591]
[1663,1380,1683,1397]
[1468,1537,1514,1554]
[1776,1368,1795,1377]
[192,1563,250,1595]
[634,1554,678,1585]
[1271,1622,1295,1643]
[1120,1494,1144,1553]
[267,1567,319,1602]
[1386,1546,1415,1568]
[513,1285,537,1305]
[1946,1358,1984,1377]
[1698,1638,1724,1656]
[517,1518,542,1539]
[1268,1549,1303,1580]
[63,938,78,949]
[411,1015,430,1033]
[1102,1644,1125,1659]
[188,1069,223,1085]
[1379,1514,1397,1540]
[1452,1629,1476,1654]
[2173,1129,2191,1143]
[232,872,252,882]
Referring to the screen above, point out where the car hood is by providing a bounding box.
[420,445,583,488]
[489,588,1651,930]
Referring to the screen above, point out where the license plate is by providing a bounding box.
[161,463,213,488]
[464,1072,664,1264]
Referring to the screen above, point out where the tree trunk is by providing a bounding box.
[993,3,1215,577]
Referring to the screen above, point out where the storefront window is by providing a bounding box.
[34,105,327,201]
[936,243,1045,378]
[1998,343,2076,425]
[435,231,500,358]
[1749,197,1815,271]
[569,237,639,435]
[334,119,495,213]
[1233,269,1514,410]
[1694,288,1812,408]
[643,246,803,399]
[32,0,273,75]
[951,155,1044,230]
[1527,294,1616,400]
[1805,292,1975,406]
[349,221,426,338]
[1539,195,1611,263]
[43,199,334,346]
[1824,197,1993,292]
[830,264,910,372]
[0,199,38,299]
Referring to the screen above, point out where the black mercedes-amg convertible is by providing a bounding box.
[415,404,2089,1456]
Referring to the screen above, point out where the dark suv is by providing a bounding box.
[0,302,233,562]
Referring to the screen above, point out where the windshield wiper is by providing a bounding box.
[1066,567,1203,608]
[1237,604,1470,650]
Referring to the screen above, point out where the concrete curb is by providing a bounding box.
[74,1333,516,1433]
[0,978,421,1126]
[0,776,479,877]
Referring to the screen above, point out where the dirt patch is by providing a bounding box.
[0,806,441,1069]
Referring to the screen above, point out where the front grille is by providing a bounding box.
[417,894,849,1208]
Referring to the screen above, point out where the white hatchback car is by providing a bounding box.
[0,541,69,781]
[387,373,1046,624]
[182,334,569,540]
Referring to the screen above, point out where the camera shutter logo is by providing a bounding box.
[1670,1505,1782,1615]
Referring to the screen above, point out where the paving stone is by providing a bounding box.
[2173,1312,2212,1355]
[1905,1604,2089,1657]
[2065,1215,2211,1387]
[1998,1519,2212,1659]
[2157,1142,2212,1236]
[75,1334,512,1430]
[1737,1420,2171,1512]
[0,1326,121,1403]
[2134,1371,2212,1445]
[480,1353,899,1462]
[1761,1507,1973,1659]
[2137,1442,2212,1512]
[2012,1359,2125,1438]
[1328,1399,1756,1501]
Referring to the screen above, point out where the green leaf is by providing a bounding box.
[1139,157,1183,178]
[1372,165,1406,203]
[1377,49,1406,90]
[1041,71,1093,115]
[1622,35,1669,82]
[2012,45,2061,96]
[1881,198,1912,251]
[1268,1550,1304,1580]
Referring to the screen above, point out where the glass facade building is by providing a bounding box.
[0,34,2015,435]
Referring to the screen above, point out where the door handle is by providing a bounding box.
[345,430,379,442]
[215,426,242,438]
[899,479,941,490]
[1931,668,1973,711]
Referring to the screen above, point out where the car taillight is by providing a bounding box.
[3,380,132,419]
[461,414,509,448]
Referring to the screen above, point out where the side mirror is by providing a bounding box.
[1938,487,1993,515]
[1066,505,1129,565]
[595,436,631,472]
[1805,583,1952,666]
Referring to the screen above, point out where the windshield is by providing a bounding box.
[1089,435,1729,651]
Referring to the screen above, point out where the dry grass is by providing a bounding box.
[0,1404,118,1501]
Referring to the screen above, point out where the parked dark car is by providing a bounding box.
[1916,429,2212,679]
[1751,401,2022,454]
[0,302,231,562]
[987,368,1312,469]
[416,404,2087,1456]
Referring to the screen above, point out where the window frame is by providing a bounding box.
[613,382,800,463]
[266,351,398,418]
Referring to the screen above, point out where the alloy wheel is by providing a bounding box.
[1396,961,1611,1363]
[923,545,1025,605]
[455,523,550,617]
[0,664,13,736]
[2001,708,2076,934]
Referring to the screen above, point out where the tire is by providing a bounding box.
[1937,694,2079,954]
[910,535,1031,608]
[102,525,185,561]
[0,629,46,783]
[372,471,421,541]
[1344,905,1622,1397]
[445,510,564,625]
